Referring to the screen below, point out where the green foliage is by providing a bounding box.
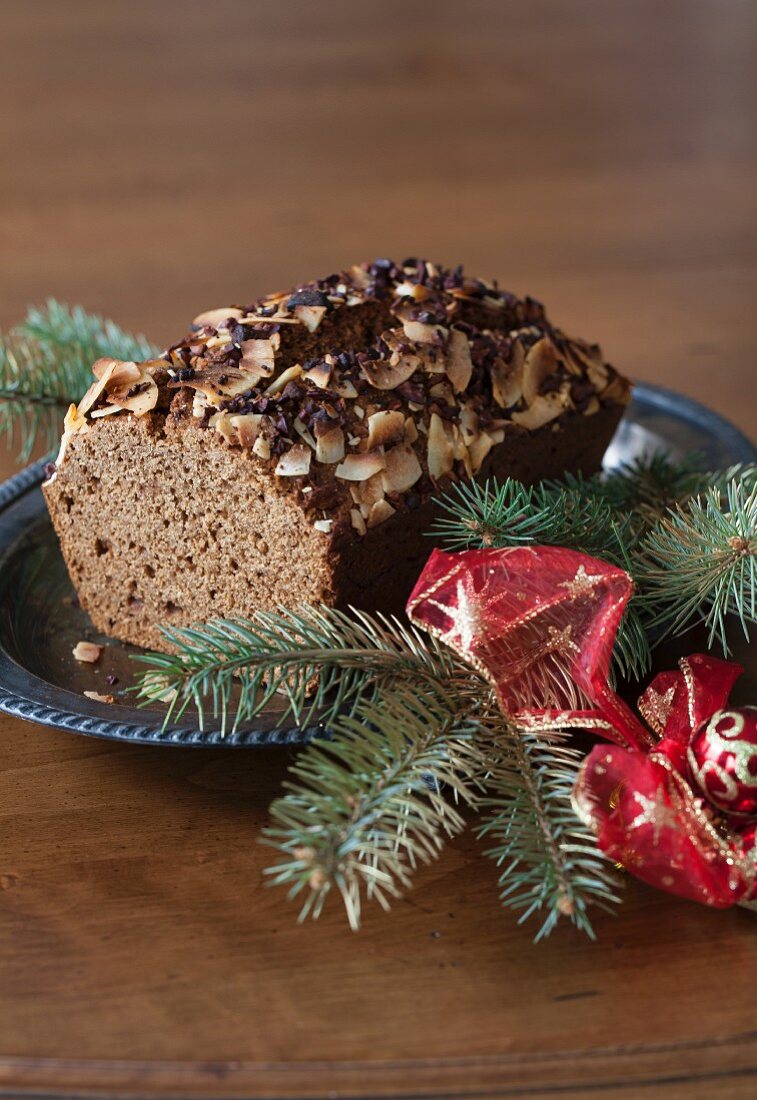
[135,606,472,736]
[555,451,709,516]
[433,458,757,673]
[639,479,757,653]
[136,605,623,939]
[477,721,622,940]
[0,299,159,463]
[19,299,158,366]
[263,686,486,929]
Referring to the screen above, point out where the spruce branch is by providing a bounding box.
[477,720,622,940]
[19,299,159,366]
[262,684,488,929]
[556,451,708,518]
[0,299,159,464]
[0,338,83,462]
[134,605,477,736]
[639,478,757,653]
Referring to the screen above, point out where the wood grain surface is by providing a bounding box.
[0,2,756,1098]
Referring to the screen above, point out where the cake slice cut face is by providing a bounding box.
[43,259,631,651]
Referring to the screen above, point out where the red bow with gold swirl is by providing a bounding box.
[407,547,757,909]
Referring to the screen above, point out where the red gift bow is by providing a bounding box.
[407,546,652,750]
[407,547,756,908]
[573,655,755,907]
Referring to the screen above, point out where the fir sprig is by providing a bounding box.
[639,479,757,653]
[135,606,474,736]
[18,300,158,366]
[477,722,622,940]
[555,451,709,517]
[263,685,487,929]
[0,300,159,463]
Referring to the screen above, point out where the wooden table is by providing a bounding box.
[0,2,755,1097]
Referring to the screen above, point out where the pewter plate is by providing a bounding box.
[0,383,753,747]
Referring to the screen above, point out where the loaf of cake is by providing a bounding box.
[43,259,631,651]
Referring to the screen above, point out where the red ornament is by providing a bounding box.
[407,548,757,909]
[687,707,757,817]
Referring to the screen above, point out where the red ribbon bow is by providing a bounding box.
[408,546,756,908]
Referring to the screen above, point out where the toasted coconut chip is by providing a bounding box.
[333,376,358,399]
[445,329,474,392]
[92,357,122,381]
[491,341,525,409]
[459,402,479,444]
[191,392,208,419]
[587,360,610,391]
[265,364,303,396]
[583,396,601,416]
[349,470,386,508]
[84,690,115,704]
[427,412,454,480]
[567,338,602,371]
[402,319,446,345]
[429,380,454,403]
[240,338,275,378]
[239,314,301,325]
[183,369,257,403]
[253,435,271,459]
[292,304,327,332]
[192,307,243,328]
[313,518,333,533]
[522,337,558,404]
[108,374,159,416]
[316,425,345,465]
[275,443,312,477]
[302,361,332,389]
[601,375,632,405]
[294,417,317,449]
[366,410,405,450]
[394,281,430,301]
[79,360,120,416]
[73,640,103,663]
[511,392,566,430]
[209,410,237,443]
[54,403,89,466]
[404,416,419,444]
[350,508,367,535]
[230,413,264,448]
[367,499,396,528]
[89,404,123,419]
[468,431,496,473]
[381,443,422,493]
[94,358,143,388]
[359,352,420,391]
[336,451,386,481]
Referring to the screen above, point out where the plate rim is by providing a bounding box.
[0,382,753,748]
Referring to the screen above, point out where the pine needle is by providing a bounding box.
[262,684,487,929]
[639,478,757,652]
[134,605,477,736]
[0,299,159,463]
[477,720,622,940]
